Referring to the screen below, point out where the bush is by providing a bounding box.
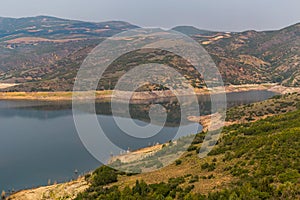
[187,145,197,152]
[175,160,182,166]
[208,174,214,179]
[201,162,216,171]
[201,162,209,170]
[278,169,300,183]
[91,166,118,186]
[189,175,199,183]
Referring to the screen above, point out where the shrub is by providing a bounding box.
[91,165,118,186]
[201,162,216,171]
[187,145,197,152]
[208,174,214,179]
[175,160,182,166]
[189,175,199,183]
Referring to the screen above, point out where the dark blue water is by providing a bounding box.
[0,90,276,192]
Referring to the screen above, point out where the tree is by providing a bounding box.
[92,165,118,186]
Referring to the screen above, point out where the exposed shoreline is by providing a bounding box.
[8,177,89,200]
[0,84,299,102]
[0,83,18,89]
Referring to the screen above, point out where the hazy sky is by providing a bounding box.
[0,0,299,31]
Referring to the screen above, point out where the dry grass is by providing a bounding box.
[0,91,113,101]
[110,151,235,195]
[9,177,89,200]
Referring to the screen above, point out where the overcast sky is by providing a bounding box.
[0,0,299,32]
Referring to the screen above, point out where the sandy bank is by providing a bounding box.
[0,84,298,102]
[0,83,18,90]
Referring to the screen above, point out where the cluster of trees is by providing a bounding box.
[226,93,300,122]
[209,109,300,199]
[75,107,300,199]
[76,174,200,200]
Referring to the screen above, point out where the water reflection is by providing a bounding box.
[0,90,276,192]
[0,90,276,125]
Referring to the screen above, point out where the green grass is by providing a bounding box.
[75,97,300,199]
[226,93,300,122]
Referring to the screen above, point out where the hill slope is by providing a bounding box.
[0,17,299,91]
[0,16,138,86]
[75,96,300,199]
[201,23,300,86]
[0,16,138,40]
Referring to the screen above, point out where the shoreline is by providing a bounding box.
[8,177,89,200]
[0,84,298,102]
[0,83,18,89]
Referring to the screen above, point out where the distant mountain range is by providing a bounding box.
[0,16,299,91]
[0,16,138,39]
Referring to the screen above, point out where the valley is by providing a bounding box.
[0,15,299,200]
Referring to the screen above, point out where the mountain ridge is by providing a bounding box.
[0,16,299,91]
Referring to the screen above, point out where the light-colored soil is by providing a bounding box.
[0,84,18,89]
[0,84,298,102]
[108,144,164,164]
[8,178,89,200]
[188,112,225,132]
[0,91,112,101]
[6,37,85,44]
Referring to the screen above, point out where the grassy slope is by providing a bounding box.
[226,92,300,123]
[75,94,300,199]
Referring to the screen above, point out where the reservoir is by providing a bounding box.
[0,90,276,192]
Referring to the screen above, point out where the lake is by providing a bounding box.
[0,90,276,192]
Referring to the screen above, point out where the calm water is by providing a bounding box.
[0,90,275,192]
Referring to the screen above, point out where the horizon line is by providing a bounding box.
[0,14,299,33]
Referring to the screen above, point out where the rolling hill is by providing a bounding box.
[0,16,299,91]
[0,16,138,88]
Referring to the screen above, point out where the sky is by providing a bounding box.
[0,0,300,32]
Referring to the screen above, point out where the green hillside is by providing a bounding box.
[74,95,300,200]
